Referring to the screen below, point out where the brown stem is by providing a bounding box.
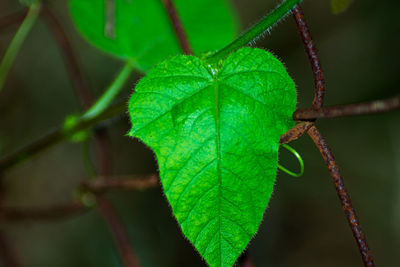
[40,5,93,109]
[161,0,193,55]
[81,174,159,193]
[0,9,27,31]
[292,6,326,110]
[294,95,400,120]
[279,121,314,144]
[307,126,374,267]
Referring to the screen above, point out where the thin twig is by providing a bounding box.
[40,5,93,109]
[292,6,325,110]
[0,9,27,31]
[161,0,193,55]
[294,95,400,120]
[81,174,159,193]
[307,126,374,267]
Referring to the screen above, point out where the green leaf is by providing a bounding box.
[69,0,237,71]
[128,47,297,267]
[330,0,353,14]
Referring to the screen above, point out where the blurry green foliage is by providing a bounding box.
[69,0,237,72]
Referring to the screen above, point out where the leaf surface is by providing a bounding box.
[128,47,296,266]
[69,0,237,71]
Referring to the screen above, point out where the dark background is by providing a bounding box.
[0,0,399,266]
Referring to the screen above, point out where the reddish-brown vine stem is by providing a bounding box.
[294,95,400,120]
[293,6,374,267]
[292,6,325,110]
[279,121,314,144]
[161,0,193,55]
[307,126,374,266]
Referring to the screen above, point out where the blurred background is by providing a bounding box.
[0,0,399,266]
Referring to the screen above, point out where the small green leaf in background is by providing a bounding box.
[128,47,297,266]
[69,0,237,72]
[331,0,354,14]
[63,115,89,143]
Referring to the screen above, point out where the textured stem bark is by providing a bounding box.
[292,6,325,110]
[307,126,374,267]
[279,121,314,144]
[294,95,400,120]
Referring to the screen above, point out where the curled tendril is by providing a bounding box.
[278,144,304,177]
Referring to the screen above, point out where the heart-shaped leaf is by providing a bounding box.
[128,47,297,266]
[69,0,237,71]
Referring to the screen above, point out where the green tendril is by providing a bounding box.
[0,2,41,93]
[278,143,304,177]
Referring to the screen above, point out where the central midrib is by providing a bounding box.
[213,76,223,266]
